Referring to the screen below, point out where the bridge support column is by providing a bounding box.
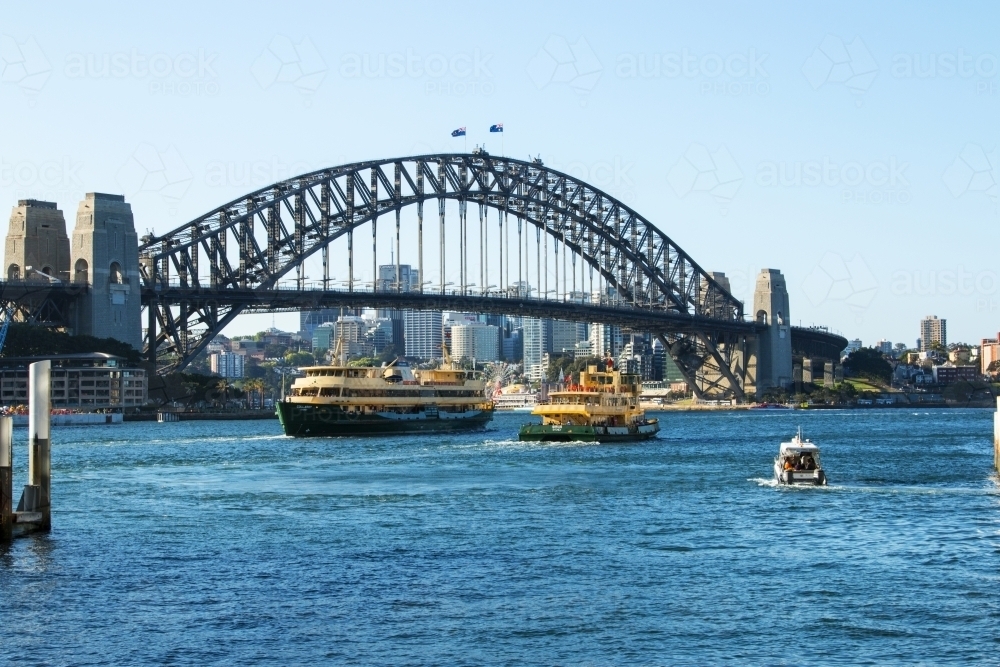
[749,269,793,397]
[70,193,142,351]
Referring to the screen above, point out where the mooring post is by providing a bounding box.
[16,360,51,530]
[994,397,1000,473]
[0,415,12,541]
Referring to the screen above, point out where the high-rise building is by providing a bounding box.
[452,324,501,362]
[502,327,523,362]
[363,317,395,355]
[300,309,340,340]
[210,352,245,378]
[312,323,336,353]
[404,311,442,359]
[523,317,551,381]
[589,322,622,358]
[846,339,862,354]
[551,320,588,354]
[875,339,893,355]
[920,316,946,351]
[377,264,421,353]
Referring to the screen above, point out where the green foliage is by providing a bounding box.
[843,348,893,385]
[3,323,141,365]
[545,355,607,382]
[284,351,315,367]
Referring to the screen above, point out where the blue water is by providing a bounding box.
[2,409,999,665]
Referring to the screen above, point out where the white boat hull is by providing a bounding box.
[773,463,826,486]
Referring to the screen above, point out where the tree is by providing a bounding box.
[243,378,266,408]
[843,348,892,385]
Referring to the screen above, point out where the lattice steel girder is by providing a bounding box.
[0,282,85,328]
[138,154,743,322]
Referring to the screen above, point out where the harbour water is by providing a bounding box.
[2,409,999,664]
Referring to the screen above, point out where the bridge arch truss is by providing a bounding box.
[140,152,750,398]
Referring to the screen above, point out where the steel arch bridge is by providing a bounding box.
[139,151,756,398]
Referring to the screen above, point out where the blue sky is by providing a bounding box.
[3,1,998,346]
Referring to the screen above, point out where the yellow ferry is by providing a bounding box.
[518,364,660,443]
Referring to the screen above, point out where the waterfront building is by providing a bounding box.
[920,315,947,351]
[931,363,978,384]
[0,353,146,408]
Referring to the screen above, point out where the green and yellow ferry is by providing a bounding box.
[518,364,660,443]
[276,352,493,437]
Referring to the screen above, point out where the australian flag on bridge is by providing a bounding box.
[489,123,503,132]
[451,127,466,137]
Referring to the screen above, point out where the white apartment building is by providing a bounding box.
[404,310,443,359]
[452,323,500,362]
[211,352,245,378]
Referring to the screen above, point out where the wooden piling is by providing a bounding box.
[0,416,11,541]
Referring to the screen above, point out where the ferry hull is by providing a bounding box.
[518,421,659,443]
[276,402,493,437]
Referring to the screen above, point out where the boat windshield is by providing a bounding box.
[778,450,821,471]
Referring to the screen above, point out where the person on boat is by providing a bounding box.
[783,457,795,471]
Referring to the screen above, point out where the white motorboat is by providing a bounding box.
[773,428,827,486]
